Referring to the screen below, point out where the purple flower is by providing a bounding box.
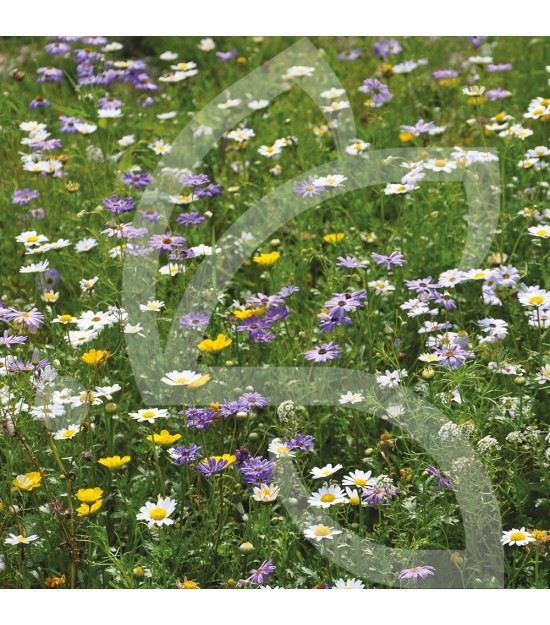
[177,211,206,227]
[45,41,71,56]
[140,209,161,223]
[279,285,300,298]
[293,179,324,198]
[240,456,275,485]
[434,343,468,369]
[36,66,63,83]
[8,358,49,372]
[374,39,401,60]
[218,399,248,419]
[98,96,123,110]
[425,466,452,490]
[103,195,135,215]
[149,231,186,253]
[362,481,396,508]
[240,392,268,410]
[216,49,238,62]
[399,119,436,136]
[122,170,151,189]
[467,36,487,48]
[243,560,276,586]
[336,256,369,269]
[246,292,285,308]
[12,188,40,206]
[0,330,28,349]
[4,308,45,332]
[180,173,210,187]
[317,311,353,333]
[432,69,458,81]
[196,457,229,476]
[195,183,221,198]
[37,269,61,291]
[182,408,216,430]
[405,276,440,294]
[169,444,202,466]
[360,78,391,104]
[485,88,511,101]
[29,96,50,109]
[180,312,210,329]
[237,316,273,334]
[337,49,360,61]
[324,290,366,315]
[304,342,341,363]
[486,63,512,73]
[265,306,289,324]
[371,251,407,271]
[399,565,435,585]
[59,115,83,134]
[286,433,314,451]
[28,207,46,220]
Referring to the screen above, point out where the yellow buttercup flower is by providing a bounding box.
[198,334,232,354]
[45,574,66,588]
[147,429,182,446]
[233,306,265,319]
[82,349,109,366]
[98,455,131,470]
[11,472,42,493]
[399,131,416,143]
[323,232,345,244]
[76,487,104,503]
[253,251,280,266]
[76,499,103,516]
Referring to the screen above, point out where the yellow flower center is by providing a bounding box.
[434,159,447,167]
[320,493,336,503]
[349,497,361,505]
[510,532,526,542]
[27,236,39,243]
[63,429,76,438]
[174,377,188,384]
[355,479,367,487]
[142,410,156,419]
[59,314,73,322]
[529,296,544,305]
[149,507,167,521]
[314,525,331,537]
[276,446,290,455]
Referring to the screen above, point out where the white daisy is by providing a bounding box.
[136,497,176,528]
[304,524,342,541]
[339,391,364,405]
[139,300,165,312]
[334,578,365,589]
[161,370,210,388]
[252,483,280,502]
[4,534,39,546]
[310,464,343,479]
[267,439,296,458]
[342,470,375,488]
[501,527,535,547]
[308,485,347,508]
[129,408,169,423]
[54,424,81,440]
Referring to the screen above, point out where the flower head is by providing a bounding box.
[136,496,176,527]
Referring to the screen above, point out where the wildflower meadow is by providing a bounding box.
[0,35,549,592]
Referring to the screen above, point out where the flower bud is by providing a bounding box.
[239,541,254,553]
